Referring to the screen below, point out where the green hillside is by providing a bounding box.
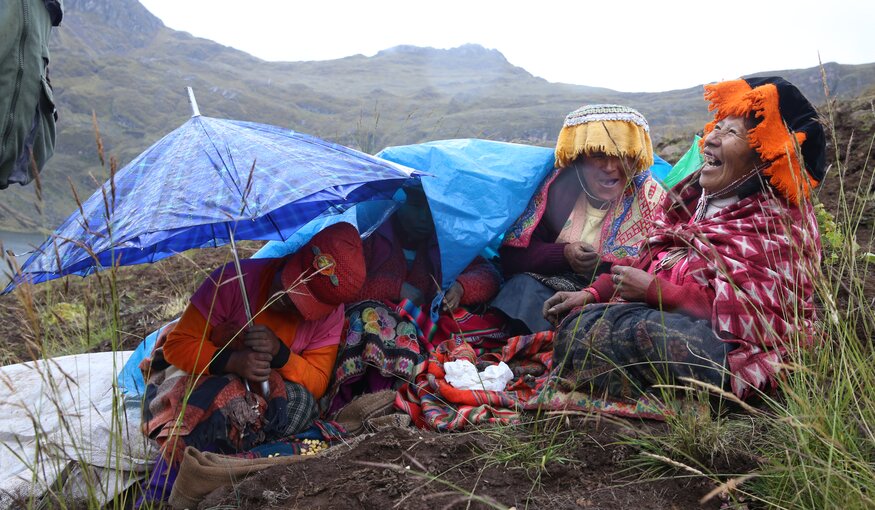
[2,0,873,232]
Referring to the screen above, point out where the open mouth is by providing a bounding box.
[702,151,723,169]
[599,178,621,188]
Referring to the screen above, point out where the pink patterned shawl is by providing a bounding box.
[190,259,280,330]
[188,258,343,353]
[647,176,822,397]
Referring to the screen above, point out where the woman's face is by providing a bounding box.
[396,187,435,244]
[574,153,632,203]
[700,116,763,194]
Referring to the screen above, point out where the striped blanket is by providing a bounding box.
[142,346,291,464]
[396,331,669,431]
[395,332,554,431]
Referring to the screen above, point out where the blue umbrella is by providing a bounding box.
[4,90,419,293]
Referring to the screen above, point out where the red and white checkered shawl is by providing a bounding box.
[647,178,822,397]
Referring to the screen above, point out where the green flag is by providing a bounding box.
[663,136,702,189]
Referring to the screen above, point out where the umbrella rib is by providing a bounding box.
[195,118,253,219]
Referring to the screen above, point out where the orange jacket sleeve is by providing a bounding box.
[275,345,339,399]
[164,300,341,399]
[162,303,218,376]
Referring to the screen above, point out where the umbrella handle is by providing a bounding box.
[227,225,272,400]
[244,380,271,400]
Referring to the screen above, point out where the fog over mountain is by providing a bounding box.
[2,0,873,232]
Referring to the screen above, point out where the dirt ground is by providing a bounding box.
[199,421,722,510]
[0,93,872,509]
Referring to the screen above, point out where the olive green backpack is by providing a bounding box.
[0,0,62,189]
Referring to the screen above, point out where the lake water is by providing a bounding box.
[0,230,47,287]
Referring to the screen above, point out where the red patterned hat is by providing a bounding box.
[281,222,365,321]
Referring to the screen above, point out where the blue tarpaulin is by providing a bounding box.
[255,139,674,289]
[377,139,558,288]
[254,139,557,290]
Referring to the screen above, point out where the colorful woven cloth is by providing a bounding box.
[325,298,508,418]
[396,298,508,351]
[503,168,665,263]
[142,357,291,464]
[395,333,554,431]
[140,330,296,464]
[324,301,427,416]
[396,331,681,429]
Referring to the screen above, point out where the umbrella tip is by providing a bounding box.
[187,87,201,117]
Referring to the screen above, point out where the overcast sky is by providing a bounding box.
[138,0,875,93]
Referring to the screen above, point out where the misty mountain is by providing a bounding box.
[2,0,873,232]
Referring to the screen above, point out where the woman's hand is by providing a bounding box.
[441,282,464,311]
[611,266,654,302]
[210,322,245,350]
[244,324,281,356]
[226,350,272,382]
[543,290,594,327]
[564,242,599,275]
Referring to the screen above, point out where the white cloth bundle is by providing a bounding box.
[443,360,514,391]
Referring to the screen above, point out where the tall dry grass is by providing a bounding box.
[625,80,875,509]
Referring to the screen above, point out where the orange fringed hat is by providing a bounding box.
[702,77,826,204]
[555,104,654,173]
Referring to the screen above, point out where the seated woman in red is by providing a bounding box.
[324,183,504,417]
[142,222,366,463]
[356,183,501,311]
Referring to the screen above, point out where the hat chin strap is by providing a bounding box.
[574,166,616,210]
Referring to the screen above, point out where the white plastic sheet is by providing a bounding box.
[0,351,156,508]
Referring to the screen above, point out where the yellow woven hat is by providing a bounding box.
[555,104,654,172]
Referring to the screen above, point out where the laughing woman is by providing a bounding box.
[543,77,825,400]
[493,105,665,334]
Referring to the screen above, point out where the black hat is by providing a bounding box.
[703,76,826,203]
